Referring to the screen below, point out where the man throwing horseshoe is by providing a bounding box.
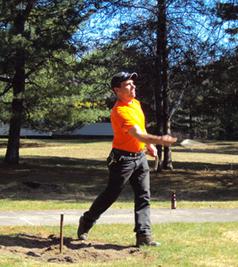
[77,72,177,247]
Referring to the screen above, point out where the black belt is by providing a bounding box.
[112,148,144,157]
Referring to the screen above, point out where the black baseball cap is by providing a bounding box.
[111,72,138,89]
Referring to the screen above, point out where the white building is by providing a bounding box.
[69,122,113,136]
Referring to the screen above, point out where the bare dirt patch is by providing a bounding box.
[0,233,143,264]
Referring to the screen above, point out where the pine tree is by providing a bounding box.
[0,0,102,164]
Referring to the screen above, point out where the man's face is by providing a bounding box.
[114,79,136,101]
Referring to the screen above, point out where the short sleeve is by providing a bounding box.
[116,108,137,133]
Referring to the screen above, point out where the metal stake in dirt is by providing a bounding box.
[60,213,64,253]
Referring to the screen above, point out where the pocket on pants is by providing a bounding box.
[106,151,120,167]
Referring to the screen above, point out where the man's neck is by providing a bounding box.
[117,96,134,104]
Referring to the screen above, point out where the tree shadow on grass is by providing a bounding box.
[173,161,238,171]
[0,156,109,202]
[0,156,237,202]
[0,156,108,183]
[151,160,238,201]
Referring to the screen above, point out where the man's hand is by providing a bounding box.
[146,144,157,157]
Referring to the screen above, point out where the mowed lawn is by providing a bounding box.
[0,222,237,266]
[0,139,238,266]
[0,138,237,209]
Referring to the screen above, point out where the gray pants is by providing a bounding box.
[83,148,151,235]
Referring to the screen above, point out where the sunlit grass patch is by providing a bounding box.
[1,222,237,266]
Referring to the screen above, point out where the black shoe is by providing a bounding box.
[77,216,94,240]
[136,234,161,247]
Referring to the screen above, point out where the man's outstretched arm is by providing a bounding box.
[128,125,177,147]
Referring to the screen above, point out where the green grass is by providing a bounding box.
[0,138,238,210]
[0,138,238,266]
[0,223,238,266]
[0,199,238,211]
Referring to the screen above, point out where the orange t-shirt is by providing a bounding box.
[111,99,146,152]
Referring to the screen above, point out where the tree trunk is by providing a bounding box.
[163,120,173,170]
[4,68,25,164]
[156,0,173,170]
[154,0,164,171]
[160,1,173,170]
[4,9,25,164]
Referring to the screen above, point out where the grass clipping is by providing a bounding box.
[0,233,142,264]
